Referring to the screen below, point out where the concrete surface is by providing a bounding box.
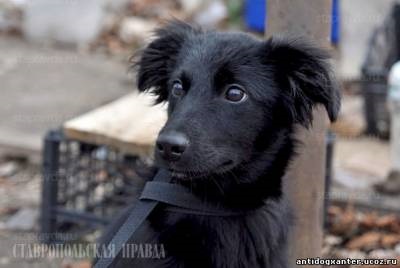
[334,136,391,183]
[331,135,400,214]
[0,231,61,268]
[23,0,107,45]
[0,37,133,162]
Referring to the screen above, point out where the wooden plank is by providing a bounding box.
[267,0,332,266]
[63,92,167,157]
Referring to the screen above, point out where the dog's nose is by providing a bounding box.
[156,132,189,162]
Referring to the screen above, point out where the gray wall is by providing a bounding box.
[338,0,398,80]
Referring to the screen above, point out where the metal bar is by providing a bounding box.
[40,130,62,244]
[324,131,335,229]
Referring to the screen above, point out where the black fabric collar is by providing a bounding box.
[140,180,246,216]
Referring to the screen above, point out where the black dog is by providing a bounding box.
[104,21,340,268]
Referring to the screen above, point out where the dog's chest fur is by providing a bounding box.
[148,198,292,268]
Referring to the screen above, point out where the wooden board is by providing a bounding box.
[267,1,331,266]
[63,92,167,157]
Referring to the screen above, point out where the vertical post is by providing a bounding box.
[266,1,332,267]
[390,99,400,172]
[388,62,400,172]
[41,130,61,244]
[324,131,335,228]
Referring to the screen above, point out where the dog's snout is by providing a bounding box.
[156,132,189,162]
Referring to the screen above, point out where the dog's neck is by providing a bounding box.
[177,128,296,210]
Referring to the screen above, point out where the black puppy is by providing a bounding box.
[108,21,340,268]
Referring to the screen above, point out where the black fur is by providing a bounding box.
[107,21,340,268]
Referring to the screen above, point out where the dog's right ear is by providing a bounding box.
[135,21,199,103]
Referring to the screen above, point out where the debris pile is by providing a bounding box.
[324,205,400,266]
[0,157,40,231]
[0,0,230,53]
[0,0,22,35]
[92,0,229,54]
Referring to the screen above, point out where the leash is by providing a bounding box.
[94,169,243,268]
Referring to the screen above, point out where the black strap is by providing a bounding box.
[140,181,244,216]
[94,169,171,268]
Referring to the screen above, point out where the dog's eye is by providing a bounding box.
[172,80,185,97]
[225,85,247,103]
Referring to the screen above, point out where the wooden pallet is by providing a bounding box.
[63,92,167,157]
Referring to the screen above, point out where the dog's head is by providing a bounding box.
[136,21,340,180]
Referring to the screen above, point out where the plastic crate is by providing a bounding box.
[245,0,266,32]
[40,130,148,243]
[41,129,336,242]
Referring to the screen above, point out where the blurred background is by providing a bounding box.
[0,0,400,267]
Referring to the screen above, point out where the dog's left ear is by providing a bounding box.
[260,36,341,127]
